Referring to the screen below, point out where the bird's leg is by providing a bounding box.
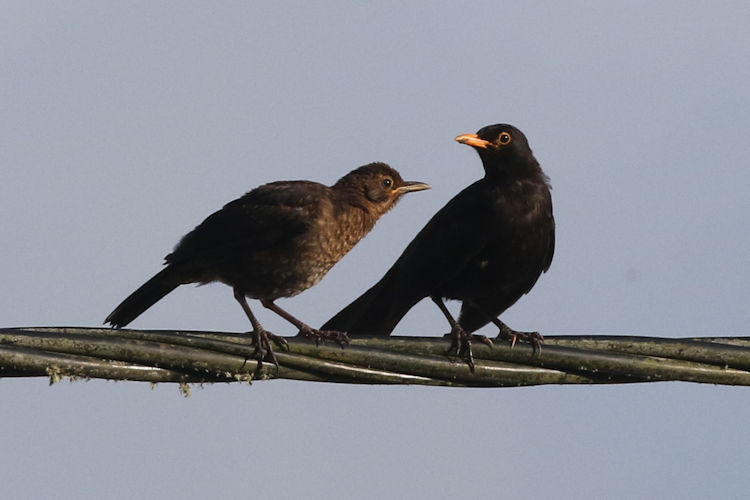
[491,318,543,355]
[260,299,349,347]
[233,288,288,368]
[458,303,495,349]
[431,296,478,372]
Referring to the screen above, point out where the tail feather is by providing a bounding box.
[105,266,182,328]
[321,273,422,336]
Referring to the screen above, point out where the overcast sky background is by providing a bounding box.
[2,2,749,499]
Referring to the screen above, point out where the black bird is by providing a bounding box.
[105,162,430,365]
[322,124,554,369]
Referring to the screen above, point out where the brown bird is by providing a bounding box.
[105,162,430,365]
[322,124,554,370]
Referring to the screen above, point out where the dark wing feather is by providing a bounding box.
[322,181,492,335]
[166,181,327,266]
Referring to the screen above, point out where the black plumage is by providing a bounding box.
[322,124,554,369]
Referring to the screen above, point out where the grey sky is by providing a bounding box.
[2,2,749,499]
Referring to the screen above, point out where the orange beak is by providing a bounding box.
[455,133,492,149]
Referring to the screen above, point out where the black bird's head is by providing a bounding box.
[455,124,542,181]
[334,162,430,216]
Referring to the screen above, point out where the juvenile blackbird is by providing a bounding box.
[105,162,430,365]
[322,124,554,369]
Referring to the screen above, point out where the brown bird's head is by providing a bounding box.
[334,162,430,216]
[455,124,542,181]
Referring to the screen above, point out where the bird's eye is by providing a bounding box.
[499,133,512,145]
[382,177,393,188]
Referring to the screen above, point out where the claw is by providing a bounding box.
[445,325,478,372]
[298,325,350,348]
[475,334,494,349]
[496,322,544,355]
[249,328,288,369]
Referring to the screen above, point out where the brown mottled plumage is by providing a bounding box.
[105,162,429,364]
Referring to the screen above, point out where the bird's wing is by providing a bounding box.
[322,181,491,335]
[166,181,327,265]
[542,194,555,273]
[387,180,491,290]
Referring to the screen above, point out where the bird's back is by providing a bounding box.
[165,180,334,296]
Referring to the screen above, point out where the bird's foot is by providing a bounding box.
[249,328,289,368]
[444,326,491,372]
[474,334,494,349]
[496,323,543,355]
[297,325,350,348]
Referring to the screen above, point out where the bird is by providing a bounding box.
[105,162,430,365]
[321,124,554,370]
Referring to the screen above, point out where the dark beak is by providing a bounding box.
[395,181,431,194]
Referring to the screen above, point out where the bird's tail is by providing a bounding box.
[104,266,183,328]
[321,271,422,336]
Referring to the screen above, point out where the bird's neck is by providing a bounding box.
[484,156,545,185]
[342,199,381,229]
[328,194,383,251]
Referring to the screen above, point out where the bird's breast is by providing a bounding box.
[443,183,553,299]
[236,209,374,299]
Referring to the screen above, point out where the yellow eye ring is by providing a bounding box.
[499,132,512,145]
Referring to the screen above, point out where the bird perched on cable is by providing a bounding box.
[322,124,554,370]
[105,162,430,365]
